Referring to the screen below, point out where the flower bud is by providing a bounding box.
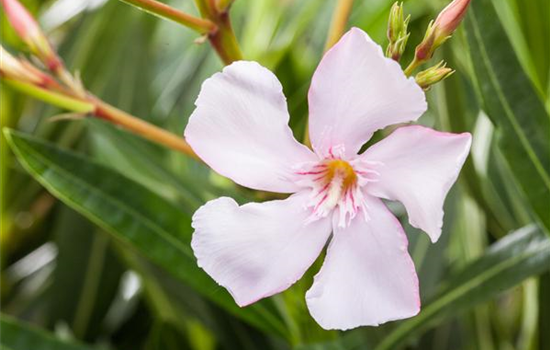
[386,2,410,61]
[434,0,471,37]
[0,45,54,86]
[1,0,62,71]
[414,0,471,62]
[415,61,454,90]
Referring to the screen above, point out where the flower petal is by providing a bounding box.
[191,193,331,307]
[185,61,316,193]
[306,196,420,330]
[308,27,427,157]
[362,125,472,242]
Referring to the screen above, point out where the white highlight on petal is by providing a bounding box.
[191,193,331,307]
[306,196,420,330]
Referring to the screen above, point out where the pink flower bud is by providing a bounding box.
[434,0,471,37]
[1,0,62,71]
[1,0,41,42]
[0,45,55,86]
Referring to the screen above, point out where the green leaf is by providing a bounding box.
[48,206,123,340]
[464,0,550,234]
[374,225,550,350]
[3,129,288,339]
[0,315,95,350]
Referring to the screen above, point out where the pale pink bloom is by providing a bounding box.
[185,27,471,330]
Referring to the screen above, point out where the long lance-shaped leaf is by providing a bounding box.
[3,129,289,339]
[464,0,550,234]
[0,315,94,350]
[374,225,550,350]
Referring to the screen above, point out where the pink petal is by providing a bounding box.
[362,125,472,242]
[185,61,316,193]
[308,27,427,157]
[191,193,331,307]
[306,196,420,330]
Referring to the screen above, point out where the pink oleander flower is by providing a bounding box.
[184,27,471,330]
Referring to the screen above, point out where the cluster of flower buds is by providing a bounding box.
[1,0,62,72]
[415,61,454,90]
[1,0,91,112]
[1,46,54,87]
[386,0,471,89]
[386,2,410,62]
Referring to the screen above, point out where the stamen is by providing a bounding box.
[293,157,381,227]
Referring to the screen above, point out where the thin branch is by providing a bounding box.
[324,0,355,50]
[119,0,216,33]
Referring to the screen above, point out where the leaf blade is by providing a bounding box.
[3,129,288,339]
[374,225,550,350]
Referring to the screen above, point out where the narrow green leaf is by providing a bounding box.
[0,315,94,350]
[464,0,550,234]
[3,129,289,339]
[375,225,550,350]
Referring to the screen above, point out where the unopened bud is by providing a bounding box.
[1,0,62,71]
[0,45,54,86]
[434,0,471,37]
[415,61,454,90]
[414,0,471,62]
[386,2,410,61]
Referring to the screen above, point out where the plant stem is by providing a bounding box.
[3,78,95,113]
[208,12,243,64]
[404,57,422,76]
[119,0,216,33]
[324,0,355,50]
[216,0,234,12]
[93,99,199,160]
[3,77,199,160]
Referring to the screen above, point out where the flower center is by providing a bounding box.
[294,157,380,227]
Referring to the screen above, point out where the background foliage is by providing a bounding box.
[1,0,549,349]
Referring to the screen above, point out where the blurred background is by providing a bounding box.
[1,0,549,349]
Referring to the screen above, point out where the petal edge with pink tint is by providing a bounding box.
[308,27,427,158]
[191,193,332,307]
[362,125,472,242]
[185,61,316,193]
[306,196,420,330]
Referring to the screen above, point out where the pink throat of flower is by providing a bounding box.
[295,157,381,227]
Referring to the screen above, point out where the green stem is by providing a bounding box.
[216,0,234,12]
[404,57,422,76]
[119,0,216,33]
[2,78,95,113]
[208,12,243,64]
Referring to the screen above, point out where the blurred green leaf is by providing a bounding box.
[0,314,95,350]
[48,207,123,341]
[375,225,550,350]
[464,0,550,234]
[3,129,288,339]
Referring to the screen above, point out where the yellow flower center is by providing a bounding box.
[325,159,357,191]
